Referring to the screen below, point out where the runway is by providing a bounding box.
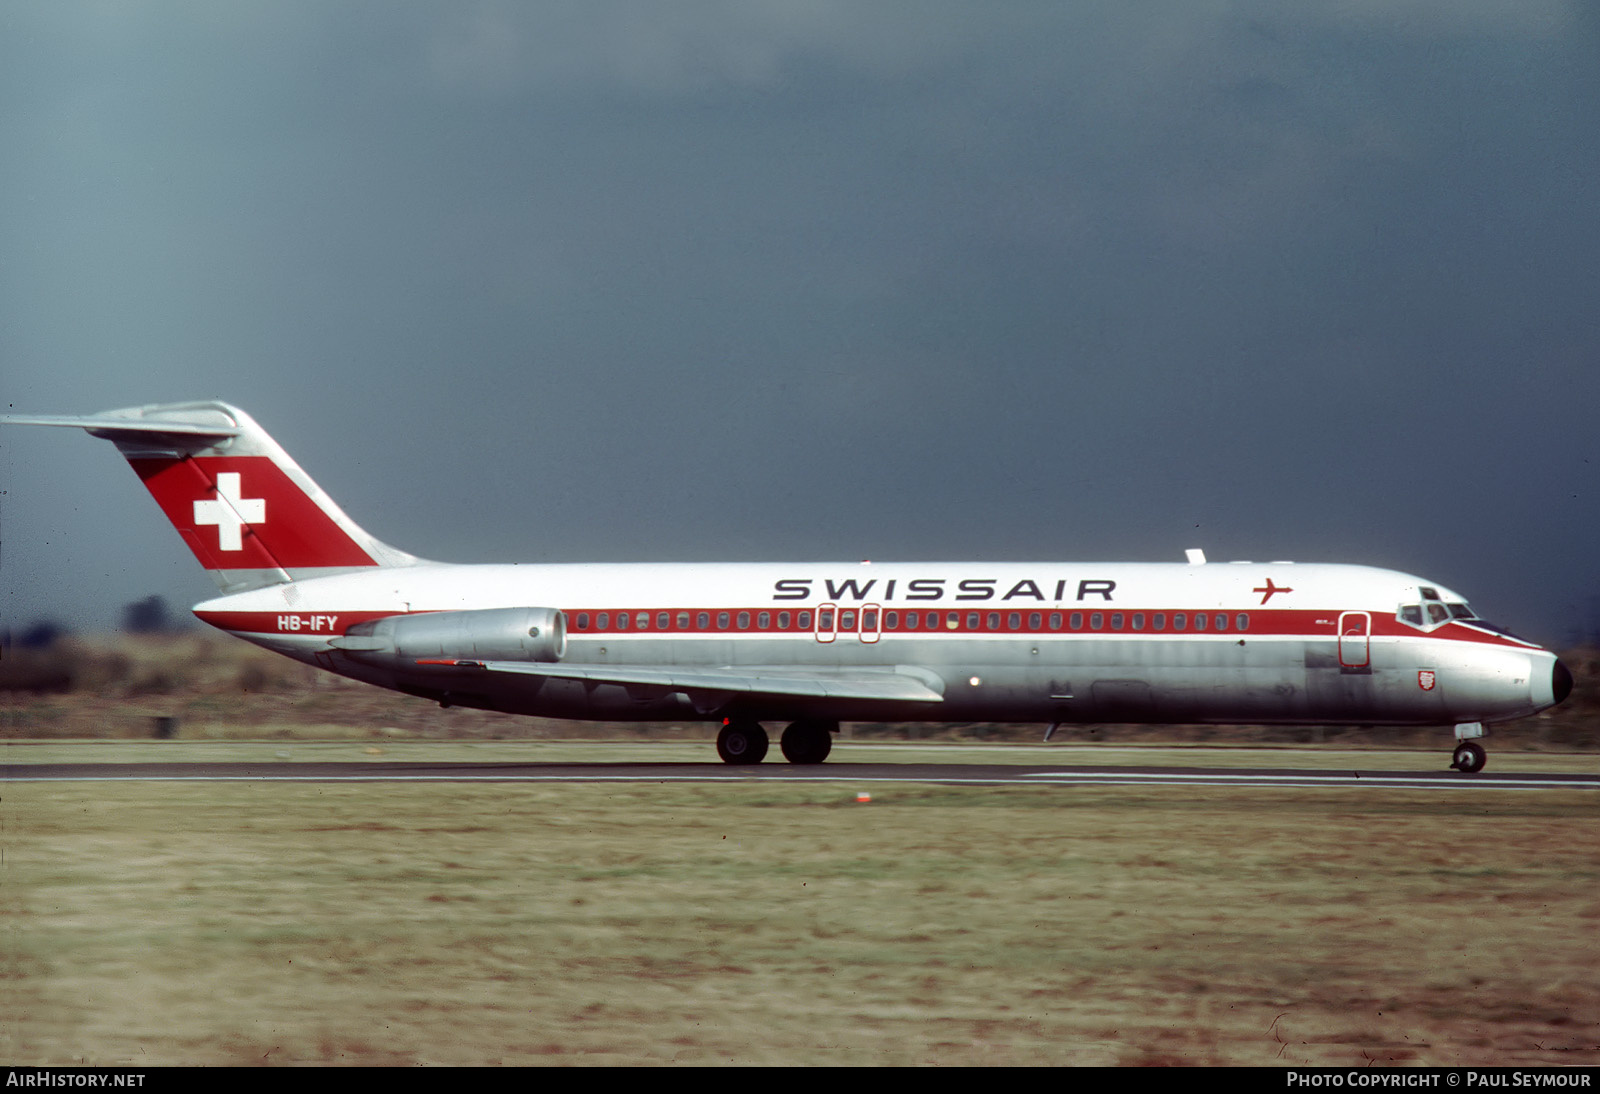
[6,759,1600,790]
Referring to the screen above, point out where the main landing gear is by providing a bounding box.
[716,719,836,765]
[1450,723,1487,773]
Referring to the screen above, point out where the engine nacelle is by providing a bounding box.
[339,607,567,664]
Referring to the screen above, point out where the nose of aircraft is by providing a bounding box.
[1526,653,1574,713]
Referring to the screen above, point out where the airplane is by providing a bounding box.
[2,400,1572,772]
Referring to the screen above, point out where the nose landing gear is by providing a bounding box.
[1450,739,1486,774]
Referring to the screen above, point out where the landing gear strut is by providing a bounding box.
[717,719,769,765]
[1450,740,1486,774]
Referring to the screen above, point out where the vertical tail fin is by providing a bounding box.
[2,401,420,592]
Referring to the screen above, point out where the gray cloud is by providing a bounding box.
[2,2,1595,644]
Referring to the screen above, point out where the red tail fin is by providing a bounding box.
[3,401,419,591]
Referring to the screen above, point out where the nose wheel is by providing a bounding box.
[1450,740,1486,774]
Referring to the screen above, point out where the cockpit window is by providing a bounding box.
[1400,600,1475,629]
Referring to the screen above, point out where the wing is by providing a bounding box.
[417,659,947,704]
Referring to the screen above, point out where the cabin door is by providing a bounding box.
[1338,611,1371,670]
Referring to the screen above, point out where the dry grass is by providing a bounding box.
[3,771,1598,1066]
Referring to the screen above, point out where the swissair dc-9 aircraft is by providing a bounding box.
[3,401,1573,772]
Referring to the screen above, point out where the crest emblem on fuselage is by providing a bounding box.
[1418,669,1437,691]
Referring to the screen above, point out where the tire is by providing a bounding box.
[717,720,769,765]
[1451,740,1486,774]
[780,720,835,764]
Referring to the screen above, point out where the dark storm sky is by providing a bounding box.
[2,2,1597,644]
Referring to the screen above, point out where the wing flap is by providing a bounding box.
[456,661,946,703]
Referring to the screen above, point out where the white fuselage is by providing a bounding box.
[194,559,1565,727]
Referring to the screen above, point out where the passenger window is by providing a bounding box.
[737,611,750,629]
[697,612,710,629]
[1172,612,1186,630]
[1090,612,1103,630]
[778,611,791,629]
[616,613,628,630]
[1193,613,1207,631]
[863,609,878,631]
[717,611,730,629]
[1070,612,1083,630]
[987,612,1000,630]
[1009,612,1022,630]
[946,613,960,630]
[1029,612,1041,630]
[636,612,650,629]
[1236,613,1249,631]
[657,612,670,629]
[965,612,979,630]
[840,609,857,631]
[758,611,770,629]
[677,612,690,629]
[798,611,812,628]
[1131,613,1144,631]
[1110,613,1123,631]
[597,612,610,629]
[1152,613,1165,631]
[577,612,589,630]
[1215,613,1228,631]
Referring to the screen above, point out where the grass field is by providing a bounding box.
[3,745,1598,1066]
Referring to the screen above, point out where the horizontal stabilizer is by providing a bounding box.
[445,660,947,703]
[1,412,241,448]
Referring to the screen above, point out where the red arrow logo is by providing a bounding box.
[1254,577,1293,604]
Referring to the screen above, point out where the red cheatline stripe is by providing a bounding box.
[195,607,1534,649]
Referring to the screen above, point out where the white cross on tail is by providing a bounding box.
[193,472,266,551]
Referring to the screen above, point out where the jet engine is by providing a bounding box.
[337,606,566,664]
